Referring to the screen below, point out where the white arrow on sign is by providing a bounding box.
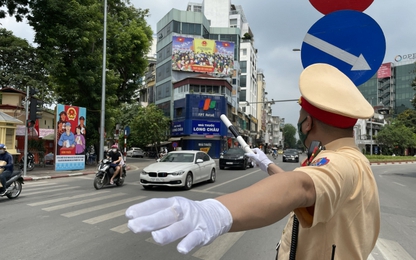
[304,33,371,71]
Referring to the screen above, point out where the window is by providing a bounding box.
[240,61,247,73]
[242,49,247,56]
[240,75,246,87]
[240,89,246,101]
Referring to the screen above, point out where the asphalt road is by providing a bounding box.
[1,155,415,260]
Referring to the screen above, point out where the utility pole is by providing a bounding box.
[23,87,29,177]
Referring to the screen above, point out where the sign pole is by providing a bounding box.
[23,87,29,177]
[124,130,127,162]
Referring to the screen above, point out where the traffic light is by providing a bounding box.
[29,99,43,122]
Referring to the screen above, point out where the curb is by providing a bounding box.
[22,166,132,181]
[370,161,416,165]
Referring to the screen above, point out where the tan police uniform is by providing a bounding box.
[276,63,380,259]
[277,138,380,259]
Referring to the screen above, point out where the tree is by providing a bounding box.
[128,104,170,151]
[0,28,54,104]
[23,0,152,146]
[375,122,416,155]
[0,0,30,22]
[396,109,416,133]
[283,124,297,149]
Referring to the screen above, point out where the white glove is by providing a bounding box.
[245,148,273,172]
[125,196,233,254]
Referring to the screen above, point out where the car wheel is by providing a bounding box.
[241,160,247,170]
[208,168,216,183]
[249,160,254,168]
[183,173,193,190]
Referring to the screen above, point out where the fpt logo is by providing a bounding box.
[199,98,216,111]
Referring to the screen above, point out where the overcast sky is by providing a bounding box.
[2,0,416,127]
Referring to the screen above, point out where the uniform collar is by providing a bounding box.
[323,137,358,151]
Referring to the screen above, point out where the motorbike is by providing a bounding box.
[20,152,35,171]
[93,159,126,190]
[0,166,24,199]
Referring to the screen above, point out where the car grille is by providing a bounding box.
[148,172,168,177]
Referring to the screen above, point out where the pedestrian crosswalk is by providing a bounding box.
[24,180,144,235]
[22,180,414,260]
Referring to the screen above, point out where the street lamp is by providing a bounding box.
[99,0,108,161]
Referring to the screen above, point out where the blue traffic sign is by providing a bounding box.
[301,10,385,86]
[124,125,130,136]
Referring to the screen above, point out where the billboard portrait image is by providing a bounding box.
[55,104,87,171]
[171,36,235,76]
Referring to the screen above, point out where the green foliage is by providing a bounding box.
[376,122,416,155]
[366,155,416,162]
[0,0,30,22]
[13,0,153,146]
[283,124,297,149]
[0,28,54,104]
[396,109,416,133]
[124,104,170,149]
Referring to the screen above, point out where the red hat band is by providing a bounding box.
[299,97,357,128]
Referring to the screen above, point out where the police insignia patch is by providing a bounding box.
[311,157,330,166]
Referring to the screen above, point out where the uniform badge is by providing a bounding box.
[311,157,330,166]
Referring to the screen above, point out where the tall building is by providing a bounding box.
[358,60,416,116]
[356,58,416,155]
[152,1,262,157]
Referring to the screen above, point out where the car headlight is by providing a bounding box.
[220,155,224,159]
[295,155,299,158]
[238,156,244,159]
[170,170,185,176]
[141,170,148,175]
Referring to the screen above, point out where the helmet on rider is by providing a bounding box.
[0,144,6,155]
[111,144,118,152]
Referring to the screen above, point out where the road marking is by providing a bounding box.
[392,182,405,187]
[23,181,57,187]
[202,170,261,191]
[111,223,130,234]
[83,209,127,224]
[375,238,414,260]
[62,196,146,217]
[191,190,225,195]
[24,186,80,196]
[42,193,125,211]
[193,232,245,260]
[23,184,68,192]
[28,191,111,206]
[303,33,371,71]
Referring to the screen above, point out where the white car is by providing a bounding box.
[126,147,144,158]
[140,150,217,190]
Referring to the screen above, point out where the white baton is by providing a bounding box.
[220,114,253,154]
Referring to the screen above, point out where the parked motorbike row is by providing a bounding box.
[20,152,35,171]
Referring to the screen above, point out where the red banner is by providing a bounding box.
[377,63,391,79]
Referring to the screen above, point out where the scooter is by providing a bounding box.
[0,166,24,199]
[20,152,35,171]
[93,159,126,190]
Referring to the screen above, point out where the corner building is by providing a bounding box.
[155,1,260,158]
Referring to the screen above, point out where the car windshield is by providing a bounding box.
[224,148,244,155]
[160,153,195,163]
[285,149,298,154]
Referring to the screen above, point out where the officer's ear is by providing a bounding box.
[304,115,314,132]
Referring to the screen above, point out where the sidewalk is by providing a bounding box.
[21,163,135,181]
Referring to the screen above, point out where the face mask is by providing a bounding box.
[112,149,117,152]
[297,117,309,148]
[0,150,5,155]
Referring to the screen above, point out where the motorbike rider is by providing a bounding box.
[0,144,14,196]
[107,144,122,185]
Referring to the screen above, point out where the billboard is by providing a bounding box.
[377,63,391,79]
[171,36,235,76]
[55,104,87,171]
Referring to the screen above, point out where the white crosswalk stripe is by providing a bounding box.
[61,196,146,217]
[28,191,111,206]
[42,192,126,211]
[24,186,81,196]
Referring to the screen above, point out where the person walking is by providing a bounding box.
[125,64,380,260]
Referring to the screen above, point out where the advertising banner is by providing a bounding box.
[171,36,235,76]
[377,62,391,79]
[55,104,87,171]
